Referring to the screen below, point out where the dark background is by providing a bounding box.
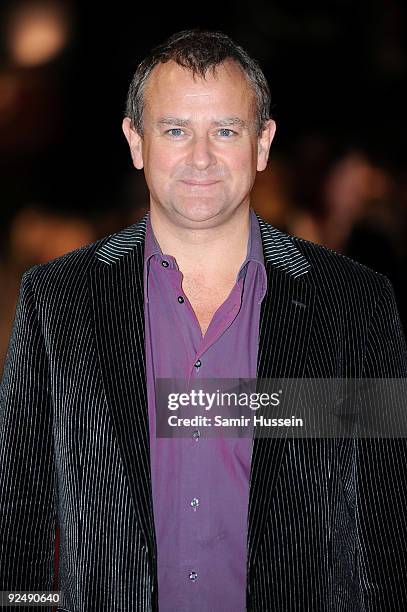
[1,0,406,374]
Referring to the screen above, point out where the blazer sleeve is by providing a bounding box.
[357,276,407,610]
[0,269,57,594]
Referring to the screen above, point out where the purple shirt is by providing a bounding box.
[144,208,267,611]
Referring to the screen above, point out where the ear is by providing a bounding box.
[122,117,144,169]
[257,119,276,172]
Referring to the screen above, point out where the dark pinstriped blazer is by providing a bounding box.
[1,212,407,612]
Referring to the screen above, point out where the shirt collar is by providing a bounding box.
[238,206,266,274]
[144,206,265,272]
[144,212,164,263]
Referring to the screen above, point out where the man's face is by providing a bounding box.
[122,59,276,228]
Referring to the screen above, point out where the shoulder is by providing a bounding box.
[22,232,112,289]
[17,217,145,312]
[259,216,390,298]
[22,215,147,287]
[293,233,389,291]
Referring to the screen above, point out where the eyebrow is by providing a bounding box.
[156,116,248,128]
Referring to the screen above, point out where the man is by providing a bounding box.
[1,29,406,612]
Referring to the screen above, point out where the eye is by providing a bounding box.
[218,128,237,137]
[167,128,184,137]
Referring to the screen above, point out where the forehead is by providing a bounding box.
[143,59,256,120]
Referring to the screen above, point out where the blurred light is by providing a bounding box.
[6,1,71,67]
[10,208,95,265]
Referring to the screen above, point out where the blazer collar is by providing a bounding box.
[95,210,311,279]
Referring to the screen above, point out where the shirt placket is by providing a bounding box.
[167,261,246,595]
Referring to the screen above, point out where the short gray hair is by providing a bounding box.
[124,29,272,137]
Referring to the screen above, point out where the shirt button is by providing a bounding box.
[177,296,185,303]
[192,429,200,440]
[189,571,198,581]
[194,359,201,368]
[190,497,199,509]
[161,260,169,267]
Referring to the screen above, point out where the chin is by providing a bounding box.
[171,200,228,224]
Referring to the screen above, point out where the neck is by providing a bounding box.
[149,204,251,279]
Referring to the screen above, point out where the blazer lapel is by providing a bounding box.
[247,216,316,576]
[88,215,157,565]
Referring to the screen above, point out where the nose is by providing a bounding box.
[186,135,217,171]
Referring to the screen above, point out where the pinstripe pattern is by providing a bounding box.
[1,211,406,611]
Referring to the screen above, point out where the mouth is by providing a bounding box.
[180,180,220,186]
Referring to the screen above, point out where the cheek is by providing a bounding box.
[228,150,258,183]
[228,144,257,169]
[147,145,170,169]
[149,147,184,180]
[143,150,176,194]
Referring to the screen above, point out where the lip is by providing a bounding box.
[180,180,220,186]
